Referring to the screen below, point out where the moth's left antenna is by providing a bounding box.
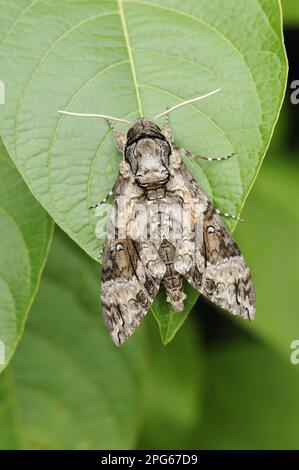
[153,88,221,121]
[58,110,131,124]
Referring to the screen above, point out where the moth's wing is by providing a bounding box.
[101,238,165,346]
[100,169,164,345]
[173,162,256,320]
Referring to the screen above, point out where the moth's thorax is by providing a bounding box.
[125,119,171,200]
[126,118,165,145]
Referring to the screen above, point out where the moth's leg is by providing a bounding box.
[215,208,244,222]
[161,109,174,142]
[179,147,235,162]
[89,189,114,209]
[106,119,126,152]
[176,146,241,220]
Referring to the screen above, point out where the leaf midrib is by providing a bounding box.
[117,0,143,117]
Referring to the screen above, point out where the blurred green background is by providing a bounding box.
[1,1,299,450]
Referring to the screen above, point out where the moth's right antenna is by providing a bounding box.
[58,110,131,124]
[153,88,221,121]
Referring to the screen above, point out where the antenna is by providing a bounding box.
[153,88,221,121]
[58,110,131,124]
[58,88,221,126]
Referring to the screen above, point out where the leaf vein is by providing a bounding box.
[125,0,262,123]
[117,0,143,116]
[13,10,119,160]
[47,59,130,196]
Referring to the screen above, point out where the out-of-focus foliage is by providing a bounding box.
[138,316,203,449]
[282,0,299,26]
[0,141,53,374]
[199,337,299,449]
[0,232,145,449]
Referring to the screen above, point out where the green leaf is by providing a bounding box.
[0,230,145,450]
[0,140,53,374]
[235,157,299,361]
[0,0,287,342]
[151,283,198,345]
[199,337,299,449]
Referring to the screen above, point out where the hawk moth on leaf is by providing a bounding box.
[59,90,256,346]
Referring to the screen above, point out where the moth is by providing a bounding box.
[59,89,256,346]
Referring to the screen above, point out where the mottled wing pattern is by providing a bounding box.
[101,238,165,346]
[173,160,256,320]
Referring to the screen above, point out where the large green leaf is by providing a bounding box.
[0,141,53,374]
[0,0,287,342]
[0,230,145,449]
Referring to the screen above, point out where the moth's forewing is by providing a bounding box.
[172,156,256,320]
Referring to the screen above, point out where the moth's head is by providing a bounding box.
[125,118,171,188]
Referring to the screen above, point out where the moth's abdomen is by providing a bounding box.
[158,239,186,312]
